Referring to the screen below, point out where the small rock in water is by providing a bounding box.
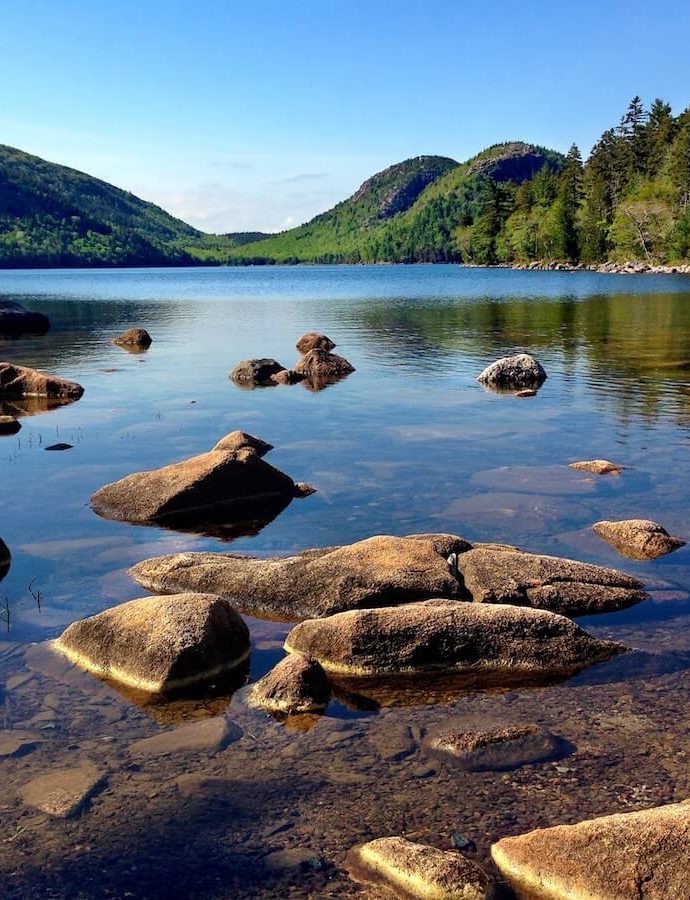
[230,358,286,387]
[296,332,336,354]
[593,518,686,560]
[516,389,537,397]
[570,459,623,475]
[19,764,105,818]
[112,327,152,347]
[248,652,330,715]
[477,353,547,389]
[45,443,73,451]
[128,717,242,758]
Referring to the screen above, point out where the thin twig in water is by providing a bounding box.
[1,596,10,633]
[28,578,42,612]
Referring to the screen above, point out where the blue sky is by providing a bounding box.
[1,0,689,233]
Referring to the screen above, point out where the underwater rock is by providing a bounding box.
[295,332,336,354]
[592,518,686,560]
[54,593,250,694]
[284,599,626,677]
[130,534,468,620]
[0,730,43,758]
[0,414,20,435]
[491,799,690,899]
[477,353,547,389]
[19,764,105,818]
[570,459,623,475]
[0,299,50,334]
[0,362,84,400]
[129,716,242,757]
[248,653,331,714]
[230,358,286,386]
[112,327,152,347]
[458,548,646,615]
[346,836,496,899]
[423,724,569,772]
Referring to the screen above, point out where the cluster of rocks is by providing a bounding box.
[231,332,355,391]
[505,260,690,275]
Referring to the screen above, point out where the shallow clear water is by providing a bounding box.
[2,265,690,897]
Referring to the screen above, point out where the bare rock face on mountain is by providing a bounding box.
[248,653,331,715]
[284,599,626,677]
[130,534,469,620]
[112,327,152,347]
[346,836,496,900]
[592,518,686,560]
[458,548,646,616]
[292,348,355,386]
[54,593,250,694]
[477,353,547,389]
[91,433,304,529]
[0,300,50,334]
[295,332,336,354]
[423,724,569,772]
[491,799,690,900]
[570,459,623,475]
[230,358,286,387]
[0,362,84,400]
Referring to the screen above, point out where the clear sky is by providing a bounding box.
[1,0,689,234]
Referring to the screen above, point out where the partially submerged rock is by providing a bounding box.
[0,362,84,400]
[248,653,330,714]
[593,518,686,560]
[19,764,104,818]
[458,548,646,615]
[296,332,336,354]
[423,724,569,772]
[570,459,623,475]
[346,837,496,900]
[112,327,152,347]
[230,358,286,387]
[0,414,20,435]
[53,593,250,694]
[270,368,305,385]
[0,299,50,334]
[129,716,241,757]
[91,434,303,528]
[491,799,690,899]
[130,534,467,620]
[477,353,547,389]
[284,599,626,677]
[292,348,355,385]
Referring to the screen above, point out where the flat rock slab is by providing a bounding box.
[470,465,597,496]
[0,300,50,334]
[477,353,547,389]
[0,362,84,400]
[19,764,105,818]
[129,716,242,757]
[346,836,495,899]
[284,599,626,678]
[458,548,646,616]
[570,459,623,475]
[423,724,569,771]
[248,652,330,715]
[0,730,43,758]
[130,534,468,620]
[491,799,690,899]
[593,519,686,560]
[54,593,250,694]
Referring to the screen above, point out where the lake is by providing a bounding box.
[2,264,690,898]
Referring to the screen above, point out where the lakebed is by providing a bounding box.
[2,264,690,898]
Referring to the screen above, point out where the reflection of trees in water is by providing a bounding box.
[342,291,690,428]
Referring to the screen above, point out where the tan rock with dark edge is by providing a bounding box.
[296,332,336,354]
[230,357,286,386]
[592,518,686,560]
[292,348,355,383]
[423,724,567,771]
[129,534,468,620]
[284,600,626,677]
[19,764,105,817]
[91,435,301,526]
[0,415,21,435]
[491,799,690,899]
[346,836,496,899]
[129,716,241,757]
[53,593,250,693]
[0,299,50,334]
[112,327,152,347]
[270,368,305,385]
[211,430,273,457]
[458,548,646,615]
[0,362,84,399]
[570,459,623,475]
[248,652,330,714]
[477,353,547,388]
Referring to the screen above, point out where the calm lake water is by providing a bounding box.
[2,264,690,898]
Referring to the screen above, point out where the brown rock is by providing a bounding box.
[491,799,690,899]
[346,837,495,899]
[592,519,686,560]
[53,593,250,694]
[295,332,336,354]
[0,362,84,400]
[570,459,623,475]
[270,368,305,385]
[211,430,273,457]
[19,765,105,818]
[284,599,626,677]
[458,548,646,615]
[112,327,152,347]
[230,358,286,386]
[292,348,355,386]
[130,534,467,620]
[477,353,547,389]
[129,716,241,757]
[248,653,330,714]
[0,730,43,758]
[0,415,21,435]
[91,435,300,527]
[0,300,50,334]
[423,724,568,771]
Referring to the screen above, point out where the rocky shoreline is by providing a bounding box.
[465,260,690,275]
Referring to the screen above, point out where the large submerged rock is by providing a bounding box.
[248,653,331,715]
[0,300,50,334]
[91,432,304,529]
[130,534,469,620]
[53,593,250,694]
[230,358,286,387]
[477,353,547,389]
[0,362,84,400]
[346,836,495,899]
[284,599,626,677]
[423,724,568,772]
[458,547,646,615]
[592,518,686,560]
[0,415,21,435]
[491,799,690,899]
